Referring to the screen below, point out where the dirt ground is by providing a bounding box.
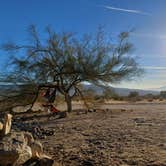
[13,103,166,166]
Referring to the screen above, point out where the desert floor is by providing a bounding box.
[13,103,166,166]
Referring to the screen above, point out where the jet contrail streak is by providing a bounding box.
[103,5,151,16]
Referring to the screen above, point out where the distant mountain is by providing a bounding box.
[0,84,160,97]
[83,84,159,96]
[0,84,19,97]
[113,87,159,96]
[149,86,166,92]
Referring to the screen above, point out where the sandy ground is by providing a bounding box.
[13,103,166,166]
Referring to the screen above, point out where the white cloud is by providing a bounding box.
[142,66,166,70]
[102,5,151,16]
[132,33,166,39]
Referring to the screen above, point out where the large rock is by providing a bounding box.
[2,114,12,136]
[0,131,32,166]
[0,131,54,166]
[12,105,31,113]
[0,113,54,166]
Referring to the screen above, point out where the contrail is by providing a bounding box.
[102,5,151,16]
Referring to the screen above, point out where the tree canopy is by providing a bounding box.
[2,25,143,112]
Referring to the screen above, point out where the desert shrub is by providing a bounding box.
[127,91,141,102]
[112,96,119,100]
[152,95,159,100]
[128,97,138,102]
[118,96,124,101]
[160,91,166,99]
[136,97,142,101]
[102,88,118,100]
[148,98,153,102]
[94,95,103,101]
[159,98,163,101]
[128,91,139,98]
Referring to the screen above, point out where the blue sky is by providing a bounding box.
[0,0,166,89]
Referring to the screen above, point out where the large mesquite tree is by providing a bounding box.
[2,25,142,112]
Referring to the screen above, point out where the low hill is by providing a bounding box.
[0,84,160,98]
[83,84,159,96]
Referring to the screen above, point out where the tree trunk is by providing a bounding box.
[65,93,72,112]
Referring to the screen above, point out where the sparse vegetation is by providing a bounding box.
[160,91,166,99]
[128,91,139,98]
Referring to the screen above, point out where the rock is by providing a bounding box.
[58,111,67,118]
[0,114,53,165]
[0,131,32,165]
[121,109,126,112]
[24,132,34,144]
[0,122,3,130]
[82,160,94,166]
[0,114,12,137]
[14,146,32,166]
[88,109,96,113]
[24,132,51,159]
[2,114,12,135]
[13,122,55,139]
[133,118,145,124]
[0,130,52,166]
[30,140,43,158]
[22,158,54,166]
[12,105,31,113]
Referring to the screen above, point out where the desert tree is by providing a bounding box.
[2,25,143,112]
[102,87,117,100]
[128,91,139,98]
[160,91,166,99]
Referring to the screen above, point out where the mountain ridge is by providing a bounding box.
[83,84,160,96]
[0,84,160,97]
